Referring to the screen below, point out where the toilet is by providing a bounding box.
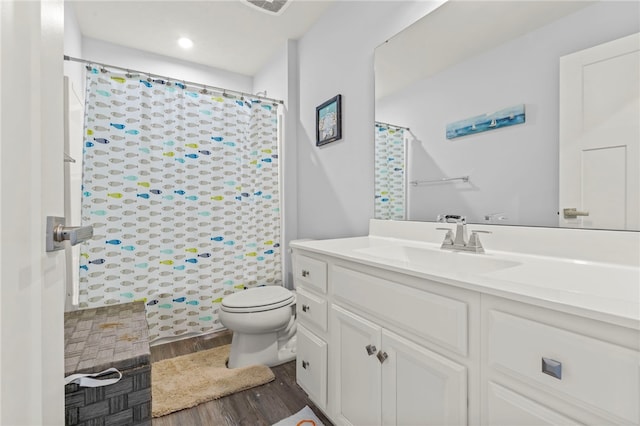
[219,286,297,368]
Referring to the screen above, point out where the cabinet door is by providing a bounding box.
[331,305,382,426]
[297,324,328,410]
[381,329,467,426]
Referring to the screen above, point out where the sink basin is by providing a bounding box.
[355,244,521,275]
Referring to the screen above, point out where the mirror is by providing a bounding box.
[374,0,639,230]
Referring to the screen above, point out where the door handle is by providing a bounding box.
[46,216,93,252]
[563,208,589,219]
[376,351,389,364]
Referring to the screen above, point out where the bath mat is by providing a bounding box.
[151,344,275,417]
[272,405,326,426]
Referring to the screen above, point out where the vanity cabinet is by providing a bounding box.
[481,296,640,426]
[293,253,329,411]
[293,249,479,425]
[332,304,467,426]
[292,242,639,426]
[297,324,328,409]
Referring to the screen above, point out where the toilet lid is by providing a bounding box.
[220,286,294,312]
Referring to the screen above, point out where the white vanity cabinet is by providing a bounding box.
[293,249,480,425]
[481,296,640,426]
[293,252,329,411]
[329,264,476,426]
[331,304,468,426]
[290,220,640,426]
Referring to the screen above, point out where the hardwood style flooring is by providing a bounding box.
[151,331,332,426]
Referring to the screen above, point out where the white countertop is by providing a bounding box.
[291,234,640,330]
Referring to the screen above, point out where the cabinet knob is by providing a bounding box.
[301,270,310,277]
[302,304,310,312]
[365,344,377,356]
[377,351,389,364]
[302,360,310,369]
[542,357,562,380]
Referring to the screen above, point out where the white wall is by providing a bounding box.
[254,40,300,288]
[296,1,443,240]
[82,37,253,94]
[376,1,640,226]
[64,2,83,91]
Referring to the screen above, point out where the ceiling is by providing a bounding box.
[70,0,334,77]
[375,0,593,99]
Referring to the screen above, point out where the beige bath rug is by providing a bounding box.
[151,344,275,417]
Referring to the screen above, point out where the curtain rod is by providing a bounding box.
[64,55,284,105]
[375,121,410,131]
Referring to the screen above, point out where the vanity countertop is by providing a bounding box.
[291,232,640,330]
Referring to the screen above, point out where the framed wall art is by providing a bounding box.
[316,94,342,146]
[446,104,526,139]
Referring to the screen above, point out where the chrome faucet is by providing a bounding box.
[436,214,491,254]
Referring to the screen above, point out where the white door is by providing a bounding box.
[559,32,640,230]
[381,329,467,426]
[0,1,65,424]
[331,304,382,426]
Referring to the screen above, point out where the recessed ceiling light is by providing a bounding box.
[178,37,193,49]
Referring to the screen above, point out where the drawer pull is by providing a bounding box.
[542,357,562,380]
[302,360,310,369]
[376,351,389,364]
[365,344,377,356]
[302,304,310,312]
[301,270,310,277]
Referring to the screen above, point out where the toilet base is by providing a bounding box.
[227,332,296,369]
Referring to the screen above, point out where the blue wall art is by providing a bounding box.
[446,104,525,139]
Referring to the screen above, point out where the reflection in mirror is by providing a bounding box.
[375,0,639,230]
[374,122,409,220]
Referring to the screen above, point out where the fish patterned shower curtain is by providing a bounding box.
[79,68,281,342]
[374,123,406,220]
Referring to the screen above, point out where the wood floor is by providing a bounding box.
[150,331,332,426]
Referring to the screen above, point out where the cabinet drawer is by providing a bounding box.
[488,310,639,424]
[332,265,468,356]
[297,324,327,410]
[296,287,327,332]
[486,382,582,425]
[293,254,327,294]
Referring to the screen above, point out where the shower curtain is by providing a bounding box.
[374,123,406,220]
[79,68,281,342]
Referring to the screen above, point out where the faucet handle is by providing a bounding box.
[436,227,455,246]
[468,230,491,253]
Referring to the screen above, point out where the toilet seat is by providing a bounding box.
[221,286,294,313]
